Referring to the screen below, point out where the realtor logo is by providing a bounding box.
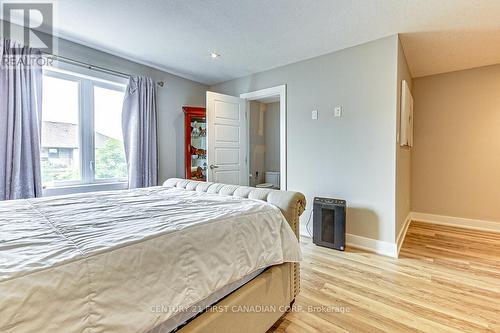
[1,2,53,52]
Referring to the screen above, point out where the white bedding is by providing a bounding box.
[0,186,301,333]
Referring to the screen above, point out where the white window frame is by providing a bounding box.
[42,65,129,196]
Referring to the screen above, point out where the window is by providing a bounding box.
[41,68,127,193]
[93,86,128,180]
[41,74,81,186]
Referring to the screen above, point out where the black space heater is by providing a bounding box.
[312,197,346,251]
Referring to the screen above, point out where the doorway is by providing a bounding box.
[240,85,286,190]
[206,85,286,190]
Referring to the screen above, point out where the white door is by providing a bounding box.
[206,91,248,185]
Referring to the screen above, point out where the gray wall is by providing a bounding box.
[395,37,413,240]
[23,25,208,183]
[264,102,280,172]
[248,101,280,186]
[210,35,399,243]
[248,101,266,186]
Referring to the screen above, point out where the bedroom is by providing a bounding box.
[1,1,499,332]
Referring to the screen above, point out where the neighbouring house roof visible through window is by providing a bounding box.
[42,121,112,149]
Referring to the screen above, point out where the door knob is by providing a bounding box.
[209,164,219,169]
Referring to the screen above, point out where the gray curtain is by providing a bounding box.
[122,76,158,188]
[0,39,43,200]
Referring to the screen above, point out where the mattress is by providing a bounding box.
[0,186,301,333]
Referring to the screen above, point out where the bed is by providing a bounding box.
[0,178,306,333]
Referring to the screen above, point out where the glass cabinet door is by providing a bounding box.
[183,107,207,181]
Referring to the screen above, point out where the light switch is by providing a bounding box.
[311,110,318,120]
[334,106,342,117]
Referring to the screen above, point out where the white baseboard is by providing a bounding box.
[346,233,397,258]
[411,212,500,233]
[301,211,500,259]
[301,232,398,258]
[396,213,412,257]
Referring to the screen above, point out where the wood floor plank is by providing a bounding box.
[267,222,500,333]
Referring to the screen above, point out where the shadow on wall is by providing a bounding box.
[345,207,380,242]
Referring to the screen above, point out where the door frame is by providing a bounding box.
[240,85,287,190]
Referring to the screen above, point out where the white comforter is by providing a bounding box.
[0,186,301,333]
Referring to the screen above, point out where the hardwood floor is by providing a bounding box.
[267,221,500,333]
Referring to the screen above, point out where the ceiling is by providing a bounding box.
[19,0,500,84]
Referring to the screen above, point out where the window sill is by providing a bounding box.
[43,181,128,197]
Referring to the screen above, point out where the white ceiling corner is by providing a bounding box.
[43,0,500,84]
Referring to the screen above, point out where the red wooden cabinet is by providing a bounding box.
[183,106,207,181]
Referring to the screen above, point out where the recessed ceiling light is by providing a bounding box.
[210,52,220,59]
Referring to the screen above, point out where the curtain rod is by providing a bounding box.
[41,52,165,87]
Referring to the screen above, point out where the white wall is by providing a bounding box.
[31,27,208,183]
[210,35,400,243]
